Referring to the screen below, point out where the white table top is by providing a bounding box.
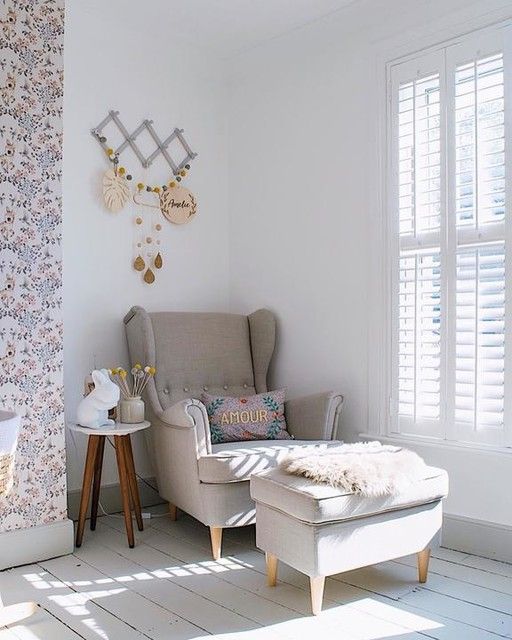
[68,421,151,436]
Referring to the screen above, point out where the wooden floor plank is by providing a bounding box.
[40,553,208,640]
[4,606,83,640]
[72,532,280,637]
[394,555,512,596]
[400,587,512,636]
[0,564,146,640]
[92,522,429,640]
[3,513,510,640]
[459,554,512,579]
[100,519,464,640]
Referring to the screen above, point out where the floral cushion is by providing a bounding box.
[201,389,291,444]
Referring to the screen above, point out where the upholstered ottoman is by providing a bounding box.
[250,466,448,615]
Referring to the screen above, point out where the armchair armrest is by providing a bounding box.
[285,391,343,441]
[158,398,212,456]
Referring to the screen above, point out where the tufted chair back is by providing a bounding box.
[123,307,276,411]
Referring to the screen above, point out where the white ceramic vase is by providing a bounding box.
[119,396,145,424]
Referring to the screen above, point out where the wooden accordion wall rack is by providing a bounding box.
[91,110,198,284]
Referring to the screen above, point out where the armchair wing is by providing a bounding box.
[285,391,343,441]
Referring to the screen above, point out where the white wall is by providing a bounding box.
[227,0,512,546]
[63,1,229,491]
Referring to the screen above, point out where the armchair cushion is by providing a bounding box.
[202,389,291,444]
[198,440,339,484]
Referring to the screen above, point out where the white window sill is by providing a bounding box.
[359,433,512,457]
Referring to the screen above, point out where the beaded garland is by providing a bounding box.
[100,134,191,193]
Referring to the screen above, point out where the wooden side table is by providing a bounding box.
[69,421,151,548]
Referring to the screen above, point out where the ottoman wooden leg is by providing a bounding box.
[417,547,431,583]
[266,553,278,586]
[310,576,325,615]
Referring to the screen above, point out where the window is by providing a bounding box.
[388,25,512,447]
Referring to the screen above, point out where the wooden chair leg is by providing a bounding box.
[75,435,100,547]
[90,437,105,531]
[124,436,143,532]
[266,553,278,586]
[417,547,431,583]
[168,503,178,521]
[310,576,325,616]
[114,435,135,548]
[210,526,222,560]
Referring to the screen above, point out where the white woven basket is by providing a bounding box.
[0,410,20,497]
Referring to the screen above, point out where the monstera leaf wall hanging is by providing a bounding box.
[103,169,131,212]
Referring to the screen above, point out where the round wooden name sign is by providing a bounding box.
[159,185,197,225]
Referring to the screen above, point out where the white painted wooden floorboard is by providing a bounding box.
[456,554,512,579]
[146,514,512,639]
[0,564,146,640]
[3,512,511,640]
[39,553,209,640]
[100,517,494,640]
[394,554,512,595]
[94,520,429,640]
[74,537,296,637]
[86,524,362,640]
[3,606,82,640]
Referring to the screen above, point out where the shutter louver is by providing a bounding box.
[399,75,441,237]
[399,253,441,420]
[455,54,505,228]
[455,245,505,430]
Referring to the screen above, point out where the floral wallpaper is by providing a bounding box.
[0,0,65,532]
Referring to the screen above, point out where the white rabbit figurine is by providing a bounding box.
[77,369,120,429]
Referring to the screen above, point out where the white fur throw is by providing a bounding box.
[280,441,428,497]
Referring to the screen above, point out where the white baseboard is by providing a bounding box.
[0,519,74,570]
[442,513,512,562]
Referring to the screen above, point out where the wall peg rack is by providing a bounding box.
[91,110,197,172]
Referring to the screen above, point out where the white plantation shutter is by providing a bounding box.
[398,253,442,421]
[455,246,505,431]
[389,25,512,447]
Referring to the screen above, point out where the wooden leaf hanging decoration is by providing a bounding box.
[154,252,163,269]
[103,169,130,213]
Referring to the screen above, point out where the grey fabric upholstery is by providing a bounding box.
[252,466,446,594]
[251,466,448,524]
[248,309,276,393]
[124,306,344,530]
[286,392,343,440]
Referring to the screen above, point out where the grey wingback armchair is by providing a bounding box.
[124,306,343,558]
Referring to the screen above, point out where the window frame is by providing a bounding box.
[384,21,512,449]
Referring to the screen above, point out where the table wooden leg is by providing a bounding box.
[75,435,100,548]
[124,435,143,531]
[90,437,105,531]
[114,435,135,548]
